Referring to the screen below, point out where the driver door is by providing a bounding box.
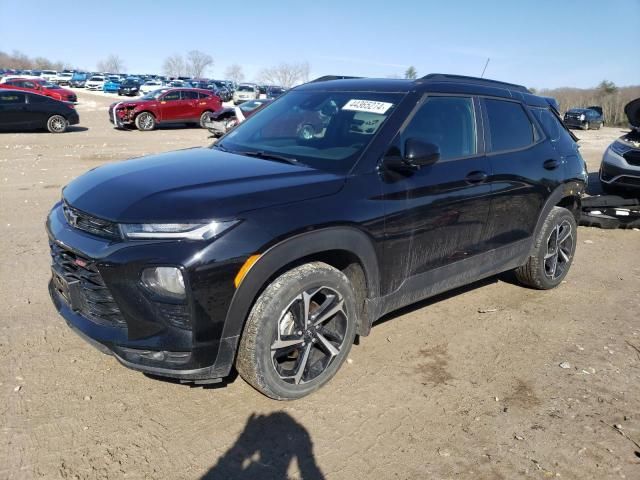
[380,95,492,294]
[158,90,183,122]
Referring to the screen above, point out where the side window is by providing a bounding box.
[28,94,48,104]
[198,92,211,100]
[162,91,181,101]
[182,90,199,100]
[484,99,534,152]
[0,92,26,104]
[402,96,477,160]
[531,108,560,142]
[23,81,36,89]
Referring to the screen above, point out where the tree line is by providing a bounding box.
[536,81,639,126]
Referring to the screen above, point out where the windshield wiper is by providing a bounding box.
[231,149,299,165]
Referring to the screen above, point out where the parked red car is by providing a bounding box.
[108,88,222,131]
[0,78,77,103]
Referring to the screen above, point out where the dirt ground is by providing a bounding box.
[1,90,639,480]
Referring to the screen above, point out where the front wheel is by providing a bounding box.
[236,262,357,400]
[47,115,68,133]
[135,112,156,131]
[582,121,590,130]
[515,206,577,289]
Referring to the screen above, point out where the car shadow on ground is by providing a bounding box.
[200,412,325,480]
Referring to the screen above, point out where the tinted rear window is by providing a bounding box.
[484,99,533,152]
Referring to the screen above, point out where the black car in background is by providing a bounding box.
[47,74,587,400]
[266,86,285,99]
[118,79,141,96]
[564,106,604,130]
[0,89,79,133]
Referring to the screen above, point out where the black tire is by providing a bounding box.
[47,115,67,133]
[582,121,590,130]
[236,262,357,400]
[515,206,577,290]
[597,121,603,130]
[135,112,155,131]
[199,111,211,128]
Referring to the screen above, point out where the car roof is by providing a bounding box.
[296,73,550,107]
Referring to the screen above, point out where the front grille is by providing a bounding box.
[623,150,640,167]
[50,243,127,328]
[617,176,640,187]
[63,203,120,239]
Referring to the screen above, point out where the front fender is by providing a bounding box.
[220,226,381,343]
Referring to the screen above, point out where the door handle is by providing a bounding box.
[544,159,560,170]
[465,171,488,184]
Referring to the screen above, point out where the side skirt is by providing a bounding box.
[371,238,532,321]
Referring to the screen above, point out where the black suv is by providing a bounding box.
[47,74,587,399]
[563,106,604,130]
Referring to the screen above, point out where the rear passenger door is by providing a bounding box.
[481,97,564,249]
[158,90,183,122]
[181,90,200,120]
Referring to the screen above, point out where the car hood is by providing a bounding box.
[62,147,345,223]
[625,98,640,128]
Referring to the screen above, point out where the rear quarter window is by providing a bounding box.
[484,98,534,152]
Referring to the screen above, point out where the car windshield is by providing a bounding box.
[219,90,403,172]
[89,76,104,81]
[239,100,267,112]
[141,88,170,99]
[42,82,60,89]
[238,85,254,92]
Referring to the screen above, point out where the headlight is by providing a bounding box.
[120,220,238,240]
[579,114,585,121]
[610,141,631,156]
[141,267,185,299]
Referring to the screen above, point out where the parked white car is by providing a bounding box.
[85,75,106,91]
[52,72,74,85]
[139,80,165,95]
[40,70,58,81]
[233,84,259,105]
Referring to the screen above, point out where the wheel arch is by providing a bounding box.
[532,182,583,249]
[221,227,381,342]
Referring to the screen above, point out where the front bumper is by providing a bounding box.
[600,146,640,190]
[564,118,587,129]
[46,202,240,381]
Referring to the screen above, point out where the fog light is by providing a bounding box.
[141,267,185,300]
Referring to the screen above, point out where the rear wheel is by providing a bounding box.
[515,206,577,290]
[199,111,212,128]
[47,115,67,133]
[236,262,357,400]
[135,112,156,131]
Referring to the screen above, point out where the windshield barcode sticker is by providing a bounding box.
[342,99,393,114]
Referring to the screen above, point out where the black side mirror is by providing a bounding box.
[404,138,440,167]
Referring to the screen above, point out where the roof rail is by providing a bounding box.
[419,73,529,93]
[309,75,363,83]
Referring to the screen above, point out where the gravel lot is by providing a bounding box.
[1,90,639,479]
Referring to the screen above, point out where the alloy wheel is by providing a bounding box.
[271,286,348,385]
[544,220,573,280]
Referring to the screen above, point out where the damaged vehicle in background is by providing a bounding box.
[108,87,222,131]
[563,106,604,130]
[205,98,272,137]
[599,98,640,194]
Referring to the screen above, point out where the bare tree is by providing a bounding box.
[404,66,417,79]
[163,54,186,78]
[224,64,245,83]
[97,54,125,73]
[186,50,214,78]
[258,62,310,88]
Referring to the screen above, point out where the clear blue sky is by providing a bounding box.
[1,0,638,89]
